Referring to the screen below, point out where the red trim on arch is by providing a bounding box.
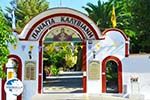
[102,61,106,93]
[27,13,99,94]
[102,56,122,93]
[8,55,23,81]
[22,13,99,40]
[37,27,87,93]
[102,28,128,41]
[1,55,22,100]
[1,67,6,100]
[38,75,42,93]
[83,76,87,93]
[37,23,88,93]
[82,41,87,93]
[125,42,129,57]
[38,41,43,93]
[102,28,129,58]
[37,37,87,93]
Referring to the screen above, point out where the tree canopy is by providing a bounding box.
[0,0,49,78]
[5,0,49,33]
[130,0,150,53]
[83,0,150,53]
[0,8,15,78]
[43,42,81,75]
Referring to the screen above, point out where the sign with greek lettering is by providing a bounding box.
[30,16,95,40]
[4,78,23,96]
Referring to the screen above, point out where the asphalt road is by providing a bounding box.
[43,72,83,93]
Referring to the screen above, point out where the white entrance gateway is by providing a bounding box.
[1,8,129,100]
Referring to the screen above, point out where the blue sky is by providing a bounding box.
[0,0,108,13]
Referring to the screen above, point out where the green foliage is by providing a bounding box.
[44,42,80,72]
[130,0,150,53]
[106,61,118,82]
[65,54,77,68]
[50,65,59,76]
[0,8,15,78]
[5,0,49,33]
[83,0,112,31]
[0,67,6,78]
[83,0,135,37]
[110,0,136,38]
[83,0,150,53]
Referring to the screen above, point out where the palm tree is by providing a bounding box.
[5,0,49,33]
[83,0,112,31]
[83,0,135,38]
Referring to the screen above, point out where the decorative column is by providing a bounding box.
[5,59,17,100]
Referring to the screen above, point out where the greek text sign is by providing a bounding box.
[24,61,36,80]
[30,16,95,40]
[88,61,100,80]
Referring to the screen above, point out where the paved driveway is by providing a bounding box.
[43,72,83,93]
[32,94,129,100]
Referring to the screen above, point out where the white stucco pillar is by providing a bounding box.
[5,59,17,100]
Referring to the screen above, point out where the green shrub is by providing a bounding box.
[50,65,59,76]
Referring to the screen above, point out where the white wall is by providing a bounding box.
[122,54,150,100]
[8,41,39,100]
[2,40,149,100]
[86,38,126,94]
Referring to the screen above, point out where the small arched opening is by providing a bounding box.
[1,55,22,100]
[102,56,122,93]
